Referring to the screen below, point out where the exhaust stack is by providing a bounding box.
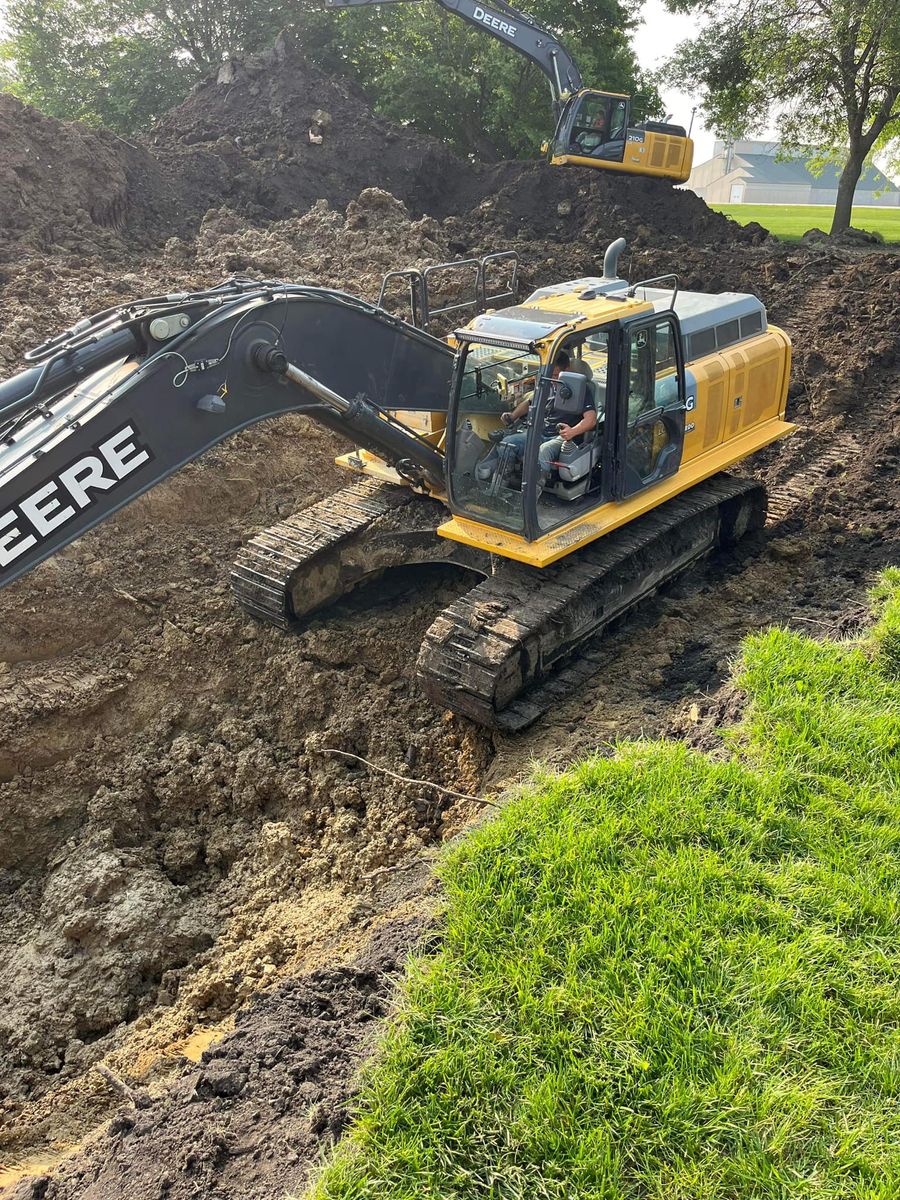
[602,237,627,281]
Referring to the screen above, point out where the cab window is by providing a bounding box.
[655,322,677,371]
[534,331,610,532]
[566,95,627,162]
[621,316,685,496]
[448,342,540,534]
[609,100,627,139]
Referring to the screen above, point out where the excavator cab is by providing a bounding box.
[551,91,629,165]
[547,89,694,184]
[446,307,689,550]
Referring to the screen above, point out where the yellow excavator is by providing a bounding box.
[326,0,695,183]
[0,239,793,729]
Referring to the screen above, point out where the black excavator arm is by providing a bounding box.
[0,282,455,591]
[326,0,583,111]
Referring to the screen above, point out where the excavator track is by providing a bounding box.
[230,478,489,628]
[417,474,766,731]
[232,473,764,731]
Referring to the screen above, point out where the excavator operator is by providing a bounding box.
[571,98,627,158]
[476,350,598,486]
[572,107,609,154]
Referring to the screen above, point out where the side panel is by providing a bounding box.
[286,301,455,412]
[551,132,693,182]
[682,326,791,467]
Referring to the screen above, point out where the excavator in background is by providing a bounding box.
[325,0,695,182]
[0,240,793,730]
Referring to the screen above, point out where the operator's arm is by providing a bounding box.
[505,396,532,423]
[559,407,598,441]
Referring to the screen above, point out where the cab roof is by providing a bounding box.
[456,287,650,350]
[456,276,767,356]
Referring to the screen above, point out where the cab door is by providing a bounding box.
[549,92,630,162]
[615,313,686,499]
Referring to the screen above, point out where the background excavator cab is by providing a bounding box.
[550,91,630,165]
[547,88,694,183]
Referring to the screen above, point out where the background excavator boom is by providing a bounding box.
[325,0,583,110]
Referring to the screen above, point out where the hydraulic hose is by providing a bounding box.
[0,328,142,421]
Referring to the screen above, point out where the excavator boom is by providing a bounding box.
[326,0,583,107]
[0,283,453,590]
